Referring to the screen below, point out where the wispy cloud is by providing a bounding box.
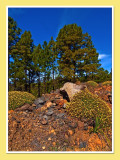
[98,54,107,60]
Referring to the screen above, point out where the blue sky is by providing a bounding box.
[8,7,112,72]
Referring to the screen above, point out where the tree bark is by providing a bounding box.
[28,71,31,93]
[53,68,55,92]
[25,69,27,91]
[38,72,41,97]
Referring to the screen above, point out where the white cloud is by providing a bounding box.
[98,54,107,60]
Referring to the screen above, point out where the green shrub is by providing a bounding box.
[8,91,36,110]
[86,81,98,88]
[102,81,112,86]
[66,89,112,133]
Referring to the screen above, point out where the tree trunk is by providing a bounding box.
[28,71,31,93]
[73,61,76,82]
[14,78,16,90]
[44,72,46,94]
[38,72,41,97]
[25,69,27,91]
[53,68,55,92]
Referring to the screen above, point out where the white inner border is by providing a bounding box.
[6,6,114,154]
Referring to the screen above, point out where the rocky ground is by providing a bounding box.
[8,85,112,152]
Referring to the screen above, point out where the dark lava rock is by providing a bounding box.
[57,113,65,119]
[68,121,78,129]
[36,104,43,109]
[46,109,54,116]
[84,123,88,130]
[12,117,16,121]
[79,142,87,148]
[34,97,46,106]
[17,120,21,123]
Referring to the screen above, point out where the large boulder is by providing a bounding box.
[60,82,87,101]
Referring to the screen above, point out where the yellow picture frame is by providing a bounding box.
[0,0,119,159]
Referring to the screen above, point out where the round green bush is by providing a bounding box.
[66,89,112,132]
[86,81,98,88]
[8,91,36,110]
[102,81,112,86]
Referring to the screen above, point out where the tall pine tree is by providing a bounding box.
[11,31,34,92]
[8,16,21,90]
[32,44,44,97]
[56,24,101,81]
[48,37,58,91]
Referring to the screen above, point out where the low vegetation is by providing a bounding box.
[8,91,36,110]
[86,81,98,88]
[102,81,112,86]
[66,88,112,133]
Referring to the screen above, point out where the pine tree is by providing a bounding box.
[32,44,44,97]
[8,16,21,90]
[56,24,101,81]
[94,67,111,82]
[11,31,34,92]
[42,41,51,93]
[48,37,58,91]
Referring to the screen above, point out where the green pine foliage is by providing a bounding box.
[8,17,112,96]
[11,31,34,92]
[56,24,101,81]
[8,17,22,90]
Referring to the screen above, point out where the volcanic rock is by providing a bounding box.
[60,82,87,101]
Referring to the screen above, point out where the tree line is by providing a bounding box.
[8,16,112,97]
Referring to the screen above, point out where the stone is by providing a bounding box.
[42,94,51,102]
[78,121,84,129]
[46,109,54,116]
[52,142,56,146]
[46,101,52,108]
[32,103,36,107]
[34,97,46,106]
[63,103,66,109]
[43,115,48,120]
[60,82,87,101]
[57,113,65,118]
[84,123,88,130]
[42,146,46,150]
[68,122,78,129]
[15,103,32,111]
[48,137,52,141]
[68,130,73,136]
[17,120,21,123]
[79,142,86,148]
[41,115,48,125]
[12,121,17,128]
